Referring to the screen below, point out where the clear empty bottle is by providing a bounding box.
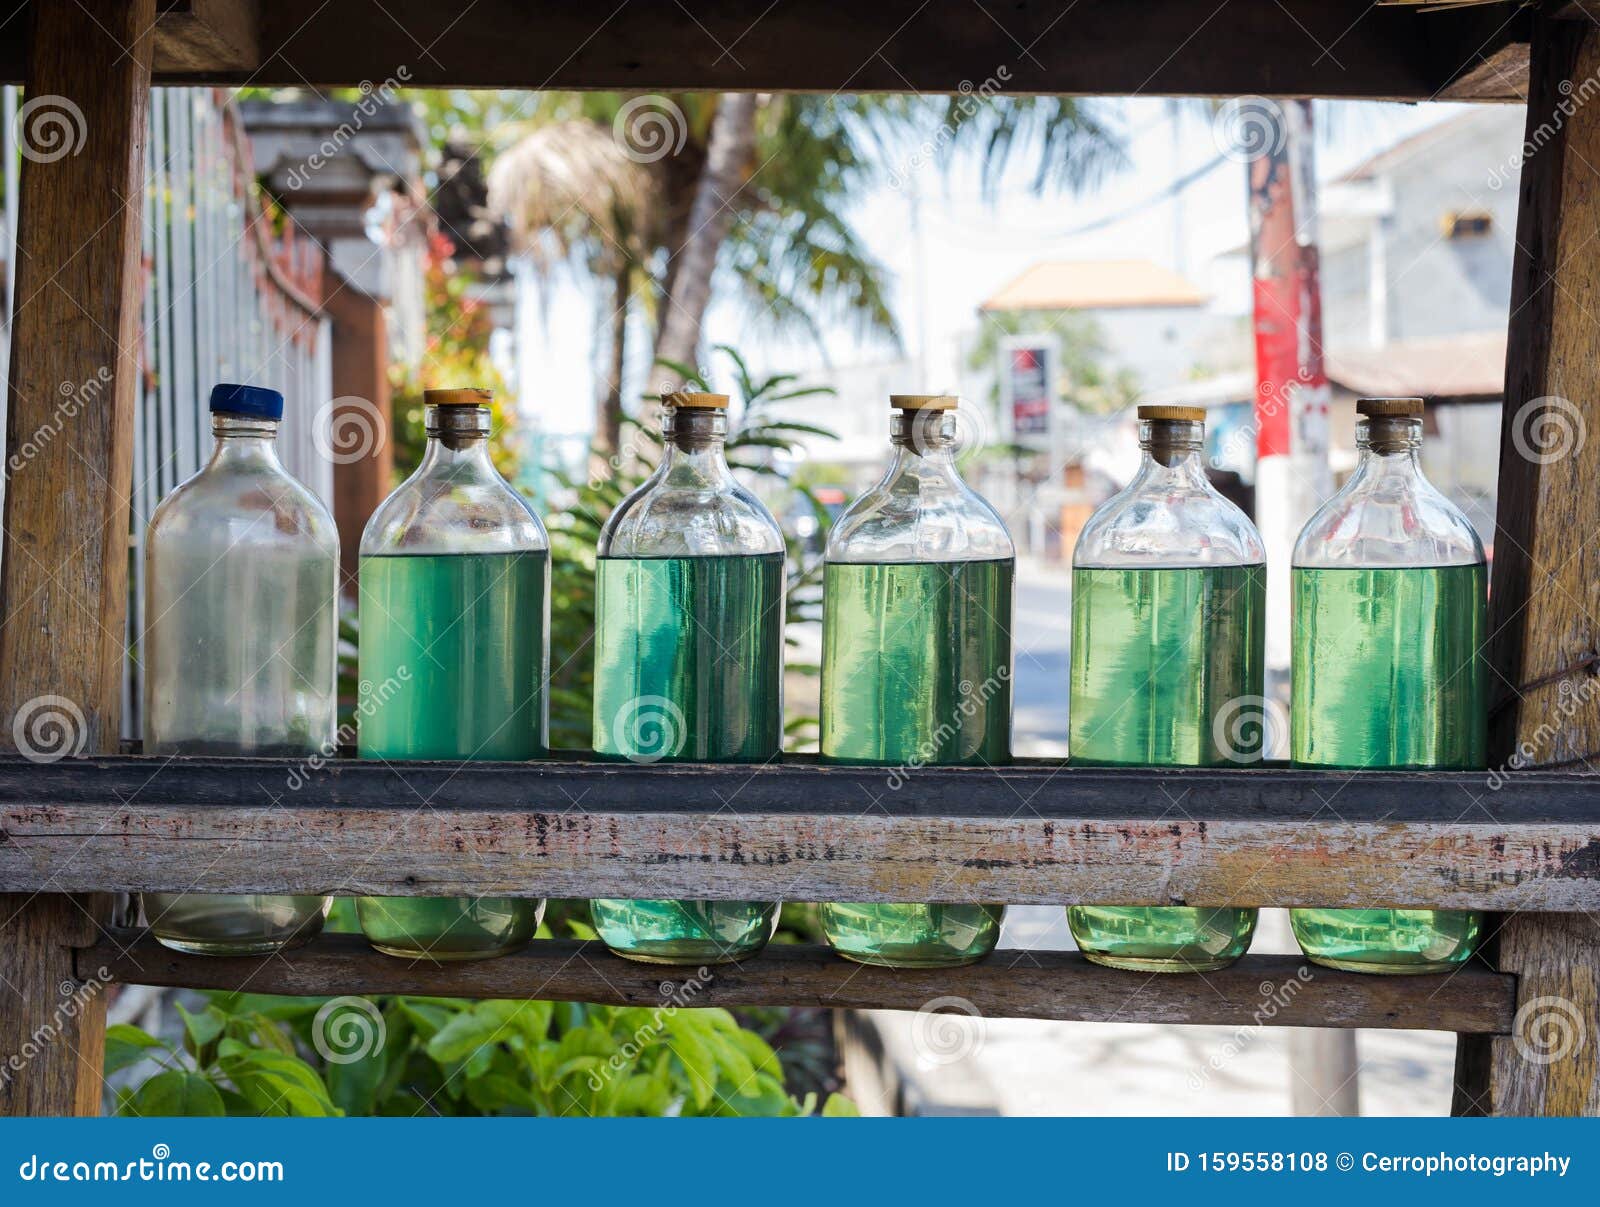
[1291,397,1486,973]
[142,384,337,955]
[1067,405,1264,971]
[356,388,548,960]
[819,395,1013,968]
[590,392,783,963]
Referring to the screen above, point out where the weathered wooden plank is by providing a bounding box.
[0,0,155,1120]
[1483,913,1600,1113]
[1475,13,1600,1119]
[0,1,154,753]
[0,1,1541,100]
[0,895,112,1116]
[82,931,1517,1034]
[0,756,1595,907]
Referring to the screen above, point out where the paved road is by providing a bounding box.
[1011,558,1072,756]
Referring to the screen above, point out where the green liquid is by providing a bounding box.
[1291,564,1487,973]
[819,559,1013,967]
[590,554,784,963]
[356,551,548,961]
[1067,565,1265,971]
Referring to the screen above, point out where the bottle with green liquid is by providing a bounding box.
[356,387,548,960]
[590,391,784,963]
[1291,396,1486,974]
[1067,405,1264,971]
[820,395,1014,968]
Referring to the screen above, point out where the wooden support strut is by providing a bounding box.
[1459,12,1600,1118]
[0,0,155,1117]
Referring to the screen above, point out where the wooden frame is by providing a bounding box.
[1,0,1598,1117]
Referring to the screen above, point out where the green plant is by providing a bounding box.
[109,987,855,1118]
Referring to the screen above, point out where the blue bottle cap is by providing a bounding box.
[209,383,284,420]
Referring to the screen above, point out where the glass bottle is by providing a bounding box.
[590,392,783,963]
[355,388,548,960]
[819,395,1014,968]
[1291,397,1486,973]
[141,384,336,955]
[1067,406,1264,971]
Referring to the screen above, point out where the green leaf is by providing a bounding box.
[425,1011,506,1065]
[175,1002,226,1062]
[821,1092,860,1117]
[104,1024,168,1075]
[325,1046,387,1116]
[121,1069,225,1117]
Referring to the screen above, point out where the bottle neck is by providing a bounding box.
[658,407,733,485]
[419,405,497,474]
[208,414,283,470]
[1351,416,1423,484]
[1131,419,1210,489]
[887,409,961,477]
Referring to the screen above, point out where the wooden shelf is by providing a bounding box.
[81,931,1517,1034]
[2,755,1596,908]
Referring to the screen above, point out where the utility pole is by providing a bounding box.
[1247,98,1332,686]
[1244,97,1351,1118]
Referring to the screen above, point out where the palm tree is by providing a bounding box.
[487,91,1127,429]
[486,118,651,456]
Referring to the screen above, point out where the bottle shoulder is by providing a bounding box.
[1073,479,1265,568]
[599,472,784,557]
[361,462,548,556]
[148,460,339,557]
[826,464,1014,564]
[1293,470,1484,568]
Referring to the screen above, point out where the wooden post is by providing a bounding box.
[1470,12,1600,1117]
[0,0,155,1117]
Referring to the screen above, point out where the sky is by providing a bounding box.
[515,96,1483,439]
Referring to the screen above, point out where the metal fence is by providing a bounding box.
[120,86,335,736]
[0,86,335,737]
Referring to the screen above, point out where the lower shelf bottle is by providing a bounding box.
[589,392,782,964]
[1067,406,1263,971]
[355,388,547,960]
[818,395,1013,968]
[1289,398,1486,973]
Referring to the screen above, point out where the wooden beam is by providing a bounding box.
[0,0,1537,100]
[0,1,153,754]
[82,931,1518,1034]
[0,895,110,1116]
[1477,12,1600,1119]
[153,1,259,74]
[0,756,1596,908]
[0,0,155,1119]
